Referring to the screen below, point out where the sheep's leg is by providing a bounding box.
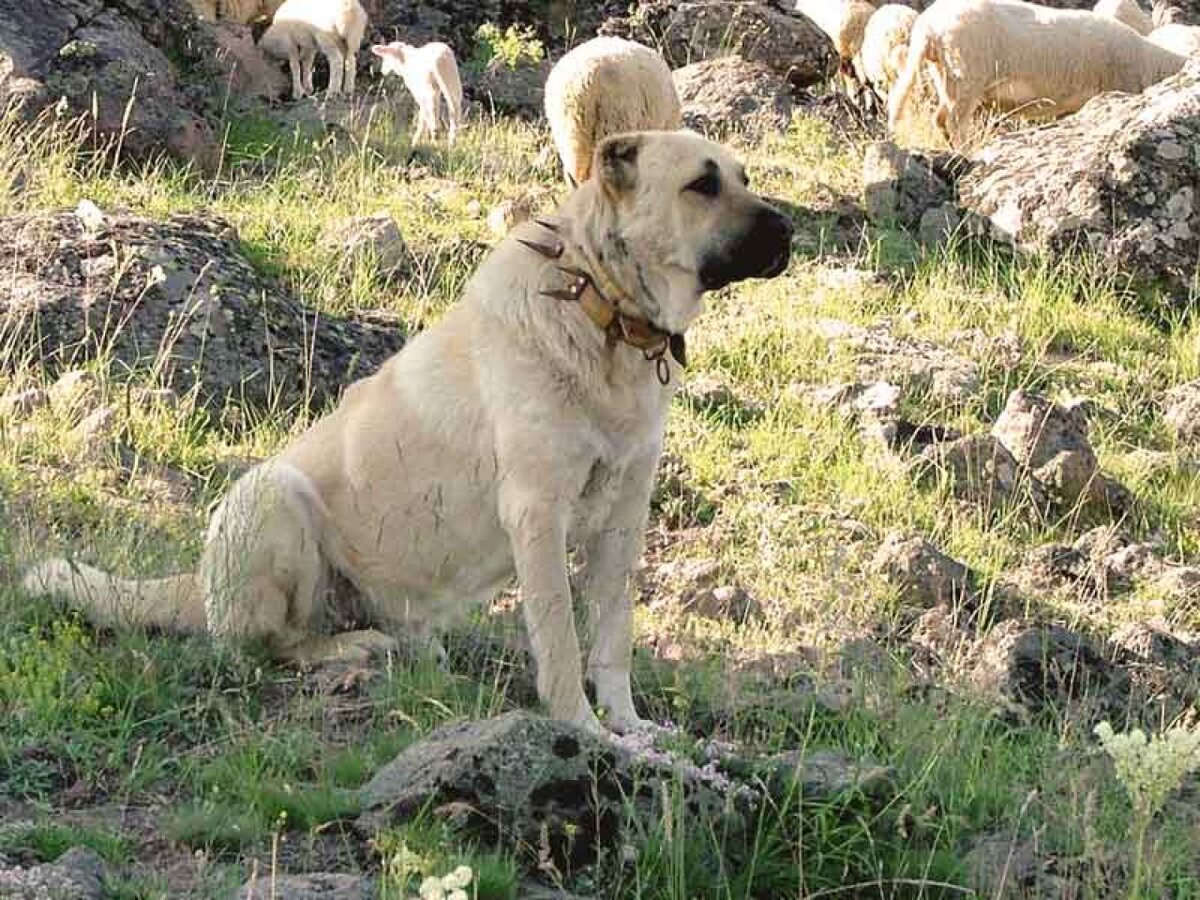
[343,56,357,95]
[287,47,305,100]
[300,47,317,96]
[317,34,345,97]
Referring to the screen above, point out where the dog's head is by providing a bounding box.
[371,42,415,77]
[586,130,793,334]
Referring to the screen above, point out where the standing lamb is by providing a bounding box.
[258,0,368,100]
[793,0,878,103]
[888,0,1188,149]
[189,0,283,24]
[860,4,920,96]
[544,36,681,187]
[372,42,464,144]
[1093,0,1154,34]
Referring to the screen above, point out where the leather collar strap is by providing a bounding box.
[519,217,686,386]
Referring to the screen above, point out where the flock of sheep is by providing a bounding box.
[189,0,1200,172]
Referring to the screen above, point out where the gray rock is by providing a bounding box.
[917,202,963,246]
[0,0,221,168]
[969,621,1129,719]
[958,59,1200,298]
[862,141,958,230]
[46,370,99,418]
[73,404,118,450]
[357,712,754,870]
[0,210,404,413]
[464,59,551,119]
[210,21,286,102]
[918,434,1031,509]
[238,873,376,900]
[0,847,107,900]
[759,748,894,803]
[604,1,832,90]
[320,213,409,279]
[673,56,793,137]
[0,388,48,419]
[870,531,972,608]
[1165,380,1200,445]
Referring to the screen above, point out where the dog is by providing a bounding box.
[22,131,793,736]
[258,0,368,100]
[372,41,464,144]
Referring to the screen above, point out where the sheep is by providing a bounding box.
[860,4,920,96]
[258,0,368,100]
[1093,0,1154,35]
[888,0,1188,149]
[543,36,681,188]
[793,0,878,99]
[1149,23,1200,55]
[372,41,464,144]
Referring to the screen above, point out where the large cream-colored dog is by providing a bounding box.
[22,131,793,735]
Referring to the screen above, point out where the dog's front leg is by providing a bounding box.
[581,449,657,733]
[499,487,600,735]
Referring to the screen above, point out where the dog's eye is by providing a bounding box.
[685,172,720,197]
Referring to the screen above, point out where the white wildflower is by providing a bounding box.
[442,866,473,890]
[418,876,445,900]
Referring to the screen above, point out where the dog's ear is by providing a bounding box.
[595,133,642,198]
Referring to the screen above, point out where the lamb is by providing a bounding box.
[793,0,878,97]
[258,0,368,100]
[1149,23,1200,55]
[888,0,1188,149]
[1093,0,1154,34]
[859,4,920,96]
[543,36,681,187]
[372,42,464,144]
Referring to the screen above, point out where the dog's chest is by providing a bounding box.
[568,456,625,542]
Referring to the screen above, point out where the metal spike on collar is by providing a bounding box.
[533,215,569,233]
[517,237,563,259]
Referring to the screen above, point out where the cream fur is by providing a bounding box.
[1149,22,1200,55]
[888,0,1188,148]
[795,0,878,82]
[544,37,681,188]
[258,0,368,99]
[1094,0,1154,35]
[189,0,283,24]
[372,41,464,144]
[21,131,793,737]
[860,4,919,95]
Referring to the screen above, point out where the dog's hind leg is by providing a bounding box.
[580,450,657,733]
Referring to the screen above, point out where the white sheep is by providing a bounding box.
[1149,23,1200,55]
[1093,0,1154,35]
[372,42,464,144]
[258,0,368,100]
[888,0,1188,149]
[794,0,878,97]
[860,4,920,96]
[189,0,282,24]
[543,36,681,187]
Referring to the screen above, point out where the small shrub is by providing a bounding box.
[470,23,544,72]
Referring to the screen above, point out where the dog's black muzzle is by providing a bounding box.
[698,202,793,291]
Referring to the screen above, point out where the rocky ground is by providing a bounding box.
[2,1,1200,898]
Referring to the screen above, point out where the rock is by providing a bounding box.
[0,0,221,168]
[1154,564,1200,601]
[487,197,534,238]
[73,404,118,450]
[862,141,960,231]
[958,60,1200,298]
[687,584,761,623]
[464,59,551,119]
[320,213,409,278]
[969,621,1129,719]
[357,712,754,869]
[1109,620,1200,719]
[46,370,99,417]
[917,202,963,246]
[759,748,894,803]
[917,434,1030,509]
[963,833,1057,900]
[870,531,972,608]
[0,847,107,900]
[673,56,793,137]
[1165,381,1200,444]
[0,210,403,413]
[237,873,376,899]
[991,390,1129,515]
[0,388,48,419]
[210,22,286,101]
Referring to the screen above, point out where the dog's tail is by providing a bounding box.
[21,559,207,633]
[888,17,933,135]
[433,56,464,142]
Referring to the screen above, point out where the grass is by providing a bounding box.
[1,89,1199,899]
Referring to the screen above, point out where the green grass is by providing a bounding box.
[1,96,1199,899]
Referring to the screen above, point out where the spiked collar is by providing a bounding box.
[518,216,686,385]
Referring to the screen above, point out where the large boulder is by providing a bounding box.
[0,847,107,900]
[602,2,832,91]
[0,207,404,412]
[0,0,221,168]
[673,56,793,137]
[959,60,1200,298]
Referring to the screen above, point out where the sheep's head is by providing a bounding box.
[371,42,415,78]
